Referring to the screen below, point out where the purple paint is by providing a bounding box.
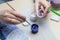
[50,0,60,4]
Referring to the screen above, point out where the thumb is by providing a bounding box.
[34,1,39,16]
[44,6,50,16]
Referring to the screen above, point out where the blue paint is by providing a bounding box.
[39,10,43,16]
[31,24,39,34]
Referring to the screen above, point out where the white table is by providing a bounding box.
[0,0,60,40]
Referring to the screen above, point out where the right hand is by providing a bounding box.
[34,0,51,16]
[0,10,26,24]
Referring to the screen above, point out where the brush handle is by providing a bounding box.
[26,20,31,25]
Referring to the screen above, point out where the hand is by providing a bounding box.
[0,10,26,24]
[34,0,51,16]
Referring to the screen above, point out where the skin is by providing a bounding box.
[0,10,26,25]
[34,0,51,16]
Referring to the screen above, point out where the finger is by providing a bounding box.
[3,11,16,18]
[39,0,49,7]
[7,10,26,21]
[0,17,20,24]
[3,12,25,22]
[44,6,50,16]
[35,1,40,16]
[4,18,21,24]
[4,21,19,25]
[40,1,51,16]
[8,16,25,22]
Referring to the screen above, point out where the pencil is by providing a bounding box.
[6,3,16,11]
[50,8,60,17]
